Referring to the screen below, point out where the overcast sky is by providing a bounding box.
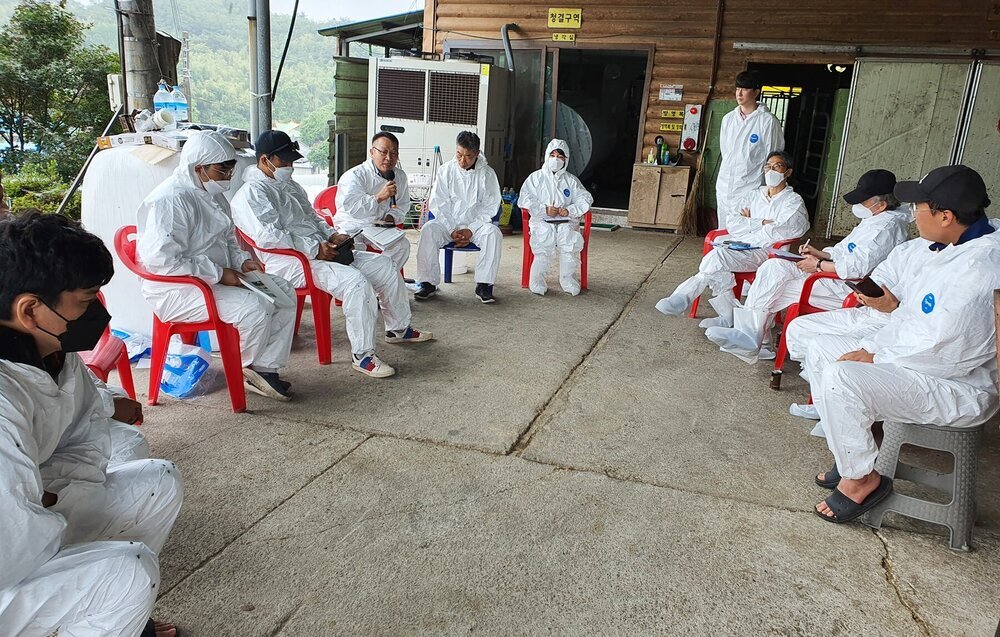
[269,0,420,24]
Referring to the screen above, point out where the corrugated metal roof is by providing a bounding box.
[318,10,423,52]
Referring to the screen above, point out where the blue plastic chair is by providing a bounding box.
[427,208,502,283]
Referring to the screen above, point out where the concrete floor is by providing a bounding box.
[123,230,1000,636]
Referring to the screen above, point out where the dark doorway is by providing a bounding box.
[549,49,648,210]
[748,63,853,220]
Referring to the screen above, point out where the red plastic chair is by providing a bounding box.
[235,228,333,365]
[313,185,337,227]
[769,271,861,390]
[520,209,593,290]
[114,226,247,413]
[81,295,137,400]
[689,229,800,318]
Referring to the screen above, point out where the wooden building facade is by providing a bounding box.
[420,0,1000,234]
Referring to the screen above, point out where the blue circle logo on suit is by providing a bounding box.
[749,133,759,143]
[921,293,935,314]
[848,242,856,253]
[563,188,571,197]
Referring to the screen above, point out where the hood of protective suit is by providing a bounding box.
[173,130,237,191]
[543,139,570,176]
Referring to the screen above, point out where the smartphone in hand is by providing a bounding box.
[845,276,885,298]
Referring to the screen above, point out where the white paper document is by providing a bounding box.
[768,248,806,261]
[362,226,407,250]
[239,270,294,308]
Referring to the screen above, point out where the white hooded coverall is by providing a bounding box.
[231,166,411,356]
[136,131,296,372]
[0,345,183,637]
[713,207,911,361]
[812,226,1000,480]
[716,103,784,230]
[419,154,502,286]
[333,160,411,270]
[518,139,595,296]
[660,185,809,317]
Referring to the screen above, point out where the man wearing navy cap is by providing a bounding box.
[706,169,910,364]
[808,165,1000,524]
[232,130,433,380]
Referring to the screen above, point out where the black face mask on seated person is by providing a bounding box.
[37,298,112,353]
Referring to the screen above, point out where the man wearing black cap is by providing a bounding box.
[232,130,433,380]
[706,168,910,365]
[715,70,785,231]
[806,165,1000,524]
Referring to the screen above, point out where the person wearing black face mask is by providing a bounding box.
[0,212,183,637]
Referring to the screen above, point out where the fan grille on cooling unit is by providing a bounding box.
[376,68,426,120]
[428,71,480,126]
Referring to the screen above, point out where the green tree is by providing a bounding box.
[0,1,119,181]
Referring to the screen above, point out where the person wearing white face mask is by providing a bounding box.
[706,169,910,364]
[518,139,594,296]
[810,165,1000,524]
[232,130,432,379]
[716,70,785,230]
[655,151,809,326]
[137,130,296,401]
[334,132,411,271]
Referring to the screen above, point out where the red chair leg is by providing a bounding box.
[580,245,588,291]
[147,321,172,406]
[688,295,702,319]
[180,333,198,346]
[294,293,306,336]
[116,352,137,400]
[311,292,333,365]
[770,304,801,390]
[521,227,532,289]
[215,324,247,413]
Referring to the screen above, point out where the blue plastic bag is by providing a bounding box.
[160,343,212,398]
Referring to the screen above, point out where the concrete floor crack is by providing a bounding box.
[509,236,689,455]
[157,435,373,598]
[873,529,933,636]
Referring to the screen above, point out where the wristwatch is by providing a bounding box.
[816,258,829,273]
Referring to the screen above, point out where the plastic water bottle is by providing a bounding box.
[152,81,171,114]
[170,85,188,122]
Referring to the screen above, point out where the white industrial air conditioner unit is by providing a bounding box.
[368,57,510,201]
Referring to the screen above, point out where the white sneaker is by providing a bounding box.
[352,353,396,378]
[385,327,434,344]
[758,346,776,361]
[789,403,820,420]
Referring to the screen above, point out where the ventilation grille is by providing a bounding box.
[377,69,425,121]
[428,71,480,126]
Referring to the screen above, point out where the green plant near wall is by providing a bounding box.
[3,161,80,219]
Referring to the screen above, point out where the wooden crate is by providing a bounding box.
[627,164,692,230]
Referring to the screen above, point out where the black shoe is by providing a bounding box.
[243,369,291,401]
[475,283,496,304]
[414,282,437,300]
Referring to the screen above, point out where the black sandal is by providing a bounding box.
[814,477,893,524]
[814,464,841,489]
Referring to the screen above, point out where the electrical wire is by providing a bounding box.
[271,0,300,101]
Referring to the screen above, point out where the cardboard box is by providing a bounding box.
[97,132,186,152]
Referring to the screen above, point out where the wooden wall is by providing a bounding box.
[424,0,999,160]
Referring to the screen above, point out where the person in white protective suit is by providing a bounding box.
[715,70,784,230]
[137,130,296,401]
[808,165,1000,524]
[655,150,809,326]
[232,130,432,379]
[415,130,503,304]
[0,212,182,637]
[782,232,935,432]
[706,169,910,363]
[333,132,411,271]
[518,139,595,296]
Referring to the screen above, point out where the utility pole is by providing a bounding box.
[118,0,160,111]
[254,0,273,137]
[247,0,259,139]
[181,30,193,119]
